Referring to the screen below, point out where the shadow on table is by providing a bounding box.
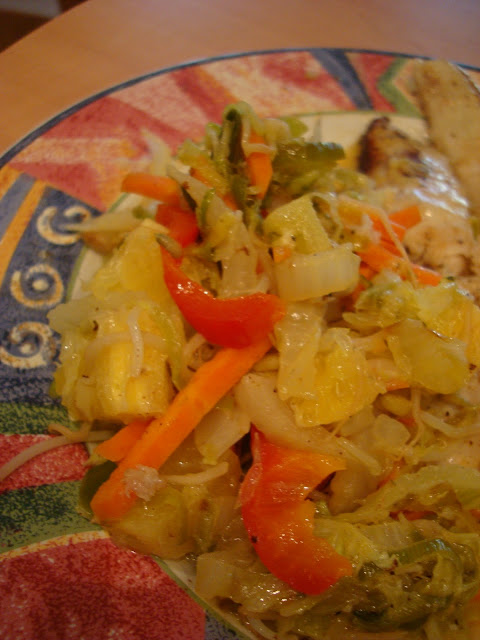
[0,0,84,52]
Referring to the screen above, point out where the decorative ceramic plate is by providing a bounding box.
[1,48,479,640]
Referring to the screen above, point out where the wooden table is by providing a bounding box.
[1,0,479,158]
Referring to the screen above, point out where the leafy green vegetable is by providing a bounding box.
[78,460,116,517]
[340,464,480,524]
[272,140,344,196]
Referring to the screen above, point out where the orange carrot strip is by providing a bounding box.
[380,239,402,255]
[222,193,238,210]
[246,132,273,199]
[272,245,293,264]
[358,243,405,274]
[378,459,404,488]
[410,263,442,286]
[90,337,272,522]
[121,173,181,206]
[388,204,422,229]
[364,204,421,246]
[345,264,375,308]
[190,168,238,210]
[95,419,151,463]
[359,264,375,280]
[358,243,442,286]
[393,510,433,521]
[385,379,411,392]
[399,415,416,429]
[371,217,408,242]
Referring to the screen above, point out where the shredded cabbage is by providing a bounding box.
[38,100,480,640]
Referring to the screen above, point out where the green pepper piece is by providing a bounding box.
[78,460,116,518]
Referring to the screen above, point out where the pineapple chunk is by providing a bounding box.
[87,223,175,307]
[416,280,480,367]
[263,194,331,254]
[281,328,383,426]
[49,224,186,423]
[89,311,173,422]
[386,318,469,394]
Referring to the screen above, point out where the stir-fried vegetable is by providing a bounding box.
[90,336,271,522]
[40,99,480,640]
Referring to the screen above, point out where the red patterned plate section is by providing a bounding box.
[0,434,87,493]
[0,532,205,640]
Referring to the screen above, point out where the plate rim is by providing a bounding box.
[0,46,452,169]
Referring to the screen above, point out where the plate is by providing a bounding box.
[1,48,479,640]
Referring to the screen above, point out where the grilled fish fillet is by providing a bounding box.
[414,59,480,218]
[358,115,480,301]
[358,115,469,216]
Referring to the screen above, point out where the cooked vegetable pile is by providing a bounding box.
[48,101,480,639]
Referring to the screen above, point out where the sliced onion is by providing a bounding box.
[235,372,381,474]
[163,461,229,486]
[420,410,480,439]
[195,551,236,600]
[274,247,360,301]
[195,405,250,464]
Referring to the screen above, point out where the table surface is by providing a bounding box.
[1,0,480,158]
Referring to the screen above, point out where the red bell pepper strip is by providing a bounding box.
[161,248,286,348]
[155,203,199,248]
[240,429,352,595]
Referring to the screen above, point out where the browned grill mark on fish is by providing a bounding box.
[358,116,428,186]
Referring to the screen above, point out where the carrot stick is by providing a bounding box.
[388,204,421,229]
[385,379,411,392]
[396,510,433,521]
[95,419,150,463]
[378,459,404,487]
[359,243,405,274]
[358,243,442,286]
[369,205,421,245]
[371,217,408,242]
[190,168,238,210]
[90,337,272,522]
[345,264,375,307]
[121,173,181,206]
[246,132,273,199]
[359,264,375,280]
[272,245,293,263]
[410,264,442,286]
